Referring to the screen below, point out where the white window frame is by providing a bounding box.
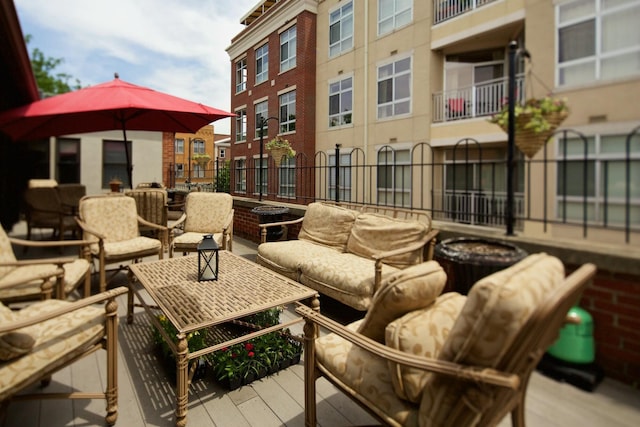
[175,163,184,178]
[256,43,269,84]
[329,75,353,127]
[556,0,640,87]
[235,57,247,93]
[280,25,297,72]
[329,151,352,201]
[377,54,412,119]
[255,100,268,139]
[329,1,354,58]
[278,157,296,198]
[254,155,268,195]
[234,158,246,193]
[279,90,296,133]
[378,0,413,36]
[376,146,411,207]
[175,138,184,154]
[235,108,247,142]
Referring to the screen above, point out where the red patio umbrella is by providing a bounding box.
[0,75,235,187]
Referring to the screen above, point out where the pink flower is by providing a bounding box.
[245,343,254,351]
[248,351,255,358]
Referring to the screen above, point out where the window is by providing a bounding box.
[280,26,297,72]
[235,109,247,142]
[329,152,352,201]
[175,138,184,154]
[255,100,268,139]
[377,147,410,207]
[278,157,296,198]
[279,91,296,133]
[192,139,205,154]
[56,138,80,183]
[219,148,226,158]
[256,43,269,84]
[234,159,246,193]
[235,57,247,93]
[556,133,640,226]
[329,76,353,127]
[329,1,353,57]
[175,163,184,178]
[102,139,131,188]
[254,157,267,195]
[377,56,411,119]
[378,0,412,36]
[557,0,640,86]
[193,163,205,178]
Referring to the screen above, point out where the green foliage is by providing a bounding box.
[489,96,569,134]
[215,160,231,193]
[152,314,207,360]
[25,34,82,96]
[265,136,296,158]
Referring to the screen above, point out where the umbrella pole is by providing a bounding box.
[121,121,133,189]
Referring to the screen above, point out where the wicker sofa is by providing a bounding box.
[256,202,438,311]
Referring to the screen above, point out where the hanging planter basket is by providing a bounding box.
[268,147,289,168]
[490,96,570,159]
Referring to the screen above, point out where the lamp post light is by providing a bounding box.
[506,41,530,236]
[258,115,279,201]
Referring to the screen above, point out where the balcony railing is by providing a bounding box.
[432,75,525,123]
[433,0,498,24]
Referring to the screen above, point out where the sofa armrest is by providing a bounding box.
[258,217,304,243]
[295,304,519,390]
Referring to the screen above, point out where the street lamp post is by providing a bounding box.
[258,116,279,201]
[506,41,530,236]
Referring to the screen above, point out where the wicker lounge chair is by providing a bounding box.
[0,286,127,425]
[296,254,597,427]
[76,193,166,293]
[0,227,91,303]
[169,192,234,256]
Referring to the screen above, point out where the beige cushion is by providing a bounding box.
[346,213,430,268]
[315,321,419,426]
[385,293,466,403]
[357,261,446,343]
[419,253,565,426]
[298,203,357,251]
[80,195,140,243]
[0,303,35,361]
[183,192,233,233]
[0,227,17,278]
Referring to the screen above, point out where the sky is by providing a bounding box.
[14,0,259,135]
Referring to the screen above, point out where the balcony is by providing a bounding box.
[432,75,525,123]
[433,0,499,24]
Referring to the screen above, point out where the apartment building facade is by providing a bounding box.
[314,0,639,246]
[227,0,317,202]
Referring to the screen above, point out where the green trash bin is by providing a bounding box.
[547,306,595,364]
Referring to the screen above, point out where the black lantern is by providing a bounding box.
[197,234,219,281]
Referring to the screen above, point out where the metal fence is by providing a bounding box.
[167,127,639,244]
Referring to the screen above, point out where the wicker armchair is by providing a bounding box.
[76,193,166,293]
[169,192,234,256]
[296,254,597,427]
[0,227,92,303]
[23,186,78,242]
[0,286,127,425]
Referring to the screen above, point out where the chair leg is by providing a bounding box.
[303,317,318,427]
[105,295,119,426]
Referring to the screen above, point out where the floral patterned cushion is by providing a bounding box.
[183,192,233,233]
[0,227,17,278]
[357,261,446,343]
[346,213,430,268]
[0,303,35,361]
[315,321,420,426]
[385,293,466,403]
[0,299,104,399]
[0,259,89,300]
[419,253,565,425]
[300,252,399,311]
[298,203,357,251]
[94,237,162,258]
[79,195,139,243]
[258,239,340,276]
[172,231,224,249]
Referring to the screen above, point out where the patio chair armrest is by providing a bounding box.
[222,209,234,231]
[137,216,167,231]
[0,257,76,268]
[8,236,93,250]
[296,305,520,390]
[0,286,128,333]
[75,217,106,241]
[0,265,64,290]
[169,213,187,231]
[258,217,303,243]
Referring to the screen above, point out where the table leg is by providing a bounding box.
[175,334,189,427]
[126,286,134,324]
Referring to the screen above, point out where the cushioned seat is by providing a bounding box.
[297,254,598,427]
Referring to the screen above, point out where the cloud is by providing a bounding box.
[15,0,256,133]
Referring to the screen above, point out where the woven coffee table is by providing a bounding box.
[127,251,319,427]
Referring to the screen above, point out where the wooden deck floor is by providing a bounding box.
[2,230,640,427]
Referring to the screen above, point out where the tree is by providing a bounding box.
[25,34,81,96]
